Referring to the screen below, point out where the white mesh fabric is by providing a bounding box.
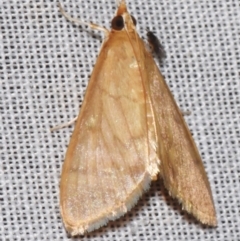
[1,0,239,240]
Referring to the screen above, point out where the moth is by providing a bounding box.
[58,0,217,236]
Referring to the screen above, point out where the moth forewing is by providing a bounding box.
[143,48,217,225]
[60,3,159,236]
[59,0,216,236]
[127,20,217,225]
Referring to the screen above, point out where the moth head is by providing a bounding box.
[111,0,137,31]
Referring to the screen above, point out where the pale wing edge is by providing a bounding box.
[61,172,152,236]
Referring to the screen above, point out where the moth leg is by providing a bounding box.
[181,110,191,116]
[58,2,109,34]
[146,29,166,62]
[50,116,78,132]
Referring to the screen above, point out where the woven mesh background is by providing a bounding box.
[1,0,240,240]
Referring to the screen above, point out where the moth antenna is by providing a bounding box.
[58,2,109,34]
[117,0,126,6]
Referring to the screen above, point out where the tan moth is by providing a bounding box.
[58,0,217,236]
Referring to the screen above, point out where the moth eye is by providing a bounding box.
[131,15,137,26]
[111,15,124,30]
